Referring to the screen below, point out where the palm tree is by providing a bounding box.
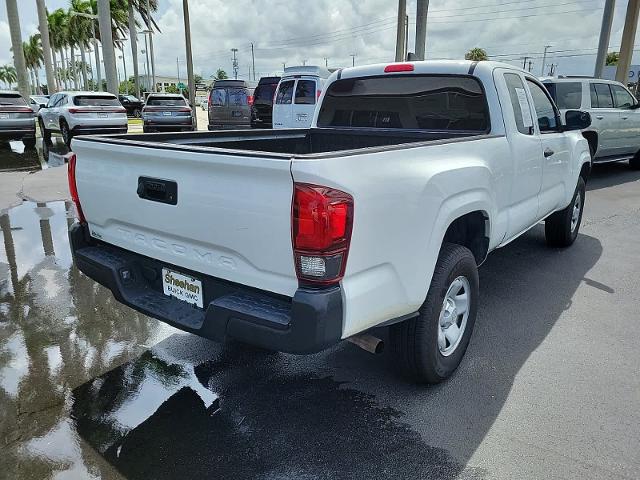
[126,1,159,98]
[4,0,30,98]
[23,34,44,94]
[69,0,96,90]
[0,65,18,89]
[48,8,69,90]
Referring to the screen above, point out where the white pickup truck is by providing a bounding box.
[68,61,592,383]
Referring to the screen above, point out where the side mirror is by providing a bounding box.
[564,110,591,131]
[629,103,640,110]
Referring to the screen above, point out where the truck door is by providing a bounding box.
[292,78,317,128]
[272,79,295,129]
[610,83,640,156]
[589,82,620,158]
[525,77,572,218]
[499,71,544,239]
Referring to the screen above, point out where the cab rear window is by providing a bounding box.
[74,95,120,106]
[317,75,489,131]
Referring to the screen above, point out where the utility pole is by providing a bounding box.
[146,0,156,92]
[415,0,429,60]
[350,54,356,67]
[36,0,56,94]
[143,32,151,91]
[395,0,407,61]
[176,57,180,85]
[616,0,640,84]
[119,45,128,94]
[183,0,197,129]
[97,0,119,94]
[404,14,409,60]
[595,0,616,78]
[128,0,140,98]
[231,48,239,79]
[282,62,286,72]
[541,45,552,76]
[251,42,256,81]
[324,57,329,67]
[528,60,533,72]
[522,56,529,69]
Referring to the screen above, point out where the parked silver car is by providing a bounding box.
[0,91,36,148]
[142,93,195,133]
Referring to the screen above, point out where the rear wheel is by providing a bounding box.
[60,120,72,148]
[22,137,36,149]
[390,243,479,384]
[133,108,141,118]
[545,177,585,247]
[630,151,640,170]
[39,118,51,144]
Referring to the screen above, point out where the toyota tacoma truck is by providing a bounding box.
[67,61,592,383]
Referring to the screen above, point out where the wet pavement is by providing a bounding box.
[0,139,70,175]
[0,155,639,479]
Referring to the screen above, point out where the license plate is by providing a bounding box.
[163,111,172,116]
[232,111,242,117]
[97,112,108,118]
[0,113,9,119]
[162,268,203,308]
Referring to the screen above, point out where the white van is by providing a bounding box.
[272,66,331,129]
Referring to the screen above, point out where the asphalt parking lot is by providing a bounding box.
[0,139,638,480]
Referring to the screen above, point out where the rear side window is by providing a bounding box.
[255,83,278,102]
[295,80,316,105]
[0,94,26,106]
[210,88,227,106]
[317,75,489,131]
[228,88,248,106]
[146,96,186,107]
[505,73,533,135]
[74,95,120,106]
[592,83,614,108]
[526,79,559,132]
[611,84,635,108]
[276,80,295,105]
[545,82,582,109]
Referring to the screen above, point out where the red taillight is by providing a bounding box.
[292,183,353,286]
[67,153,86,224]
[384,63,414,73]
[247,95,254,106]
[316,90,322,100]
[68,107,125,113]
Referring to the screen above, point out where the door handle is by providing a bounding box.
[595,115,604,120]
[543,148,555,158]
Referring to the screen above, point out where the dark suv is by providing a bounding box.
[208,79,257,129]
[118,94,143,117]
[250,76,280,128]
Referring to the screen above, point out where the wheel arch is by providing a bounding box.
[582,130,598,159]
[442,210,491,266]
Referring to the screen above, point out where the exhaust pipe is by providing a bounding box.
[347,334,384,354]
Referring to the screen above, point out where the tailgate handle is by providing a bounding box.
[137,177,178,205]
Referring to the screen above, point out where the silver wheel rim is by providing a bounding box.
[438,276,471,357]
[571,191,582,233]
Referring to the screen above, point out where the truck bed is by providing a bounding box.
[80,127,484,157]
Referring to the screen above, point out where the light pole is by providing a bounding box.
[183,0,197,129]
[119,55,128,94]
[146,0,156,92]
[231,48,239,79]
[140,30,151,92]
[350,54,356,67]
[541,45,552,76]
[69,11,101,91]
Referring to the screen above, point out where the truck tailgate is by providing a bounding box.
[72,139,297,297]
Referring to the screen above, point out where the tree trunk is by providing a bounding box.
[4,0,30,98]
[93,38,102,91]
[36,0,56,93]
[70,44,78,90]
[97,0,118,94]
[26,67,33,94]
[60,48,68,89]
[128,1,140,98]
[51,49,60,91]
[80,46,89,90]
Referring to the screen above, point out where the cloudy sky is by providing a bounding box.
[0,0,637,82]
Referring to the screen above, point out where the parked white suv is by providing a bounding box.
[273,66,331,129]
[38,91,127,147]
[543,76,640,169]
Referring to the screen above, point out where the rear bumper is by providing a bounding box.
[0,125,36,140]
[69,223,343,354]
[72,125,128,135]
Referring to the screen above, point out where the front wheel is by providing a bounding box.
[133,108,142,118]
[630,153,640,170]
[39,118,50,144]
[390,243,479,384]
[545,177,586,247]
[60,121,72,148]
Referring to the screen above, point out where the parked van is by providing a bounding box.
[208,79,257,129]
[272,66,331,129]
[251,76,280,128]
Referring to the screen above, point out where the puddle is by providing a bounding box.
[0,139,70,173]
[0,201,174,479]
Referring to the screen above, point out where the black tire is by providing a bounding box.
[60,120,72,148]
[22,137,36,149]
[39,118,51,144]
[390,243,479,384]
[630,153,640,170]
[545,177,586,247]
[133,108,141,118]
